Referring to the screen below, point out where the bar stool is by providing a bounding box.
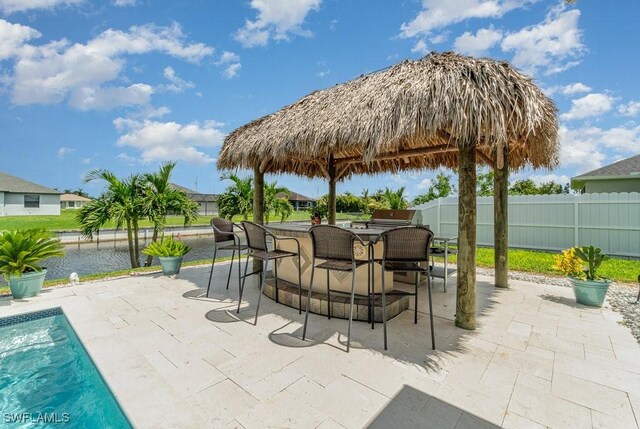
[302,225,370,352]
[372,225,435,350]
[238,221,302,325]
[206,218,247,297]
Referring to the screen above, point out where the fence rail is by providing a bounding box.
[414,192,640,258]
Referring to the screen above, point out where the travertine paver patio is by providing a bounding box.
[1,263,639,429]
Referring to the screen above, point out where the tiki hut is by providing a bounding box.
[217,52,559,329]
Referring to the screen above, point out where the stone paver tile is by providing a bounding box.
[501,412,546,429]
[477,330,529,352]
[555,352,640,396]
[419,397,462,429]
[243,367,304,401]
[507,321,533,338]
[223,420,246,429]
[390,383,432,412]
[215,347,303,389]
[315,418,347,429]
[552,372,635,422]
[435,377,510,425]
[508,373,592,429]
[286,376,388,429]
[591,409,639,429]
[584,343,616,359]
[191,379,259,427]
[479,362,518,396]
[611,342,640,373]
[528,331,584,359]
[557,324,614,350]
[455,412,501,429]
[511,311,558,336]
[491,345,554,380]
[363,399,431,429]
[159,357,227,398]
[236,389,327,429]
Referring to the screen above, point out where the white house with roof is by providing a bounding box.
[571,153,640,193]
[60,193,91,209]
[0,171,61,216]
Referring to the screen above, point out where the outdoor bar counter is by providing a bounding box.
[265,223,394,297]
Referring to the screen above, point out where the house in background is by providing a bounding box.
[0,171,61,216]
[571,153,640,193]
[277,191,316,211]
[60,193,92,209]
[170,184,218,216]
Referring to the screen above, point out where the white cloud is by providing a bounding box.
[113,0,137,6]
[57,146,74,159]
[390,174,407,185]
[400,0,534,39]
[7,23,213,110]
[0,19,41,60]
[417,178,432,190]
[411,39,429,55]
[81,158,91,164]
[560,93,614,121]
[561,82,590,95]
[528,173,570,186]
[559,124,640,173]
[117,152,136,165]
[234,0,321,48]
[160,66,194,93]
[113,118,225,165]
[429,33,448,44]
[215,50,241,79]
[454,27,502,56]
[0,0,82,14]
[618,101,640,117]
[501,7,584,75]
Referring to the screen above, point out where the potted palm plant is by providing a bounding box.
[142,237,190,275]
[0,229,65,299]
[552,245,612,307]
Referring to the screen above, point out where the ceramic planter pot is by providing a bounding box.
[158,256,183,276]
[9,270,47,299]
[568,277,612,307]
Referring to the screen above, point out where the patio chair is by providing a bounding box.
[302,225,370,352]
[206,218,247,297]
[238,221,302,325]
[372,225,435,351]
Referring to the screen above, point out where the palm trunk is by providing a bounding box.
[125,219,137,269]
[144,227,159,267]
[132,218,140,268]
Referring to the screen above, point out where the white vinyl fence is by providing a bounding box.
[414,192,640,258]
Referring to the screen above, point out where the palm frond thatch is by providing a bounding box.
[217,52,559,179]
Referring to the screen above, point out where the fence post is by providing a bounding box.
[437,198,441,233]
[574,196,579,246]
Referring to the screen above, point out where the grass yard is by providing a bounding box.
[0,210,358,232]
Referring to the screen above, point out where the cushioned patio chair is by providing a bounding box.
[238,221,302,325]
[302,225,370,352]
[206,218,247,297]
[372,225,435,350]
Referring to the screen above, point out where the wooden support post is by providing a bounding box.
[494,143,509,288]
[456,142,477,330]
[253,165,264,272]
[327,154,337,225]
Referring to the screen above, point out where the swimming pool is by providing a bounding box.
[0,308,132,428]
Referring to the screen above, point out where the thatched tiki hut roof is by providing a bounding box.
[217,52,559,331]
[218,52,558,178]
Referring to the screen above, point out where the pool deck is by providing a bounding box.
[1,264,640,429]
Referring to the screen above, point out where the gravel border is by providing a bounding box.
[474,266,640,345]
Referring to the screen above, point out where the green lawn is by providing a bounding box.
[0,210,359,232]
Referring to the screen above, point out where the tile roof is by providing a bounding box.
[573,153,640,178]
[0,171,60,194]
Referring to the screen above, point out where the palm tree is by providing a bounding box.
[381,187,408,210]
[217,174,253,220]
[273,197,294,223]
[264,181,290,224]
[77,170,146,268]
[141,162,199,266]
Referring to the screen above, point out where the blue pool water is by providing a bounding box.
[0,308,132,428]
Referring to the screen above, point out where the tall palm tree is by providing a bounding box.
[381,187,408,210]
[263,181,290,224]
[141,162,199,266]
[77,170,145,268]
[217,174,253,220]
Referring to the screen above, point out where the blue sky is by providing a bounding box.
[1,0,639,200]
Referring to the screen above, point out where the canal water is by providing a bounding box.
[2,235,231,285]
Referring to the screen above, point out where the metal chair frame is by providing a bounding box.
[206,219,247,297]
[302,225,369,352]
[238,221,302,325]
[372,225,436,351]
